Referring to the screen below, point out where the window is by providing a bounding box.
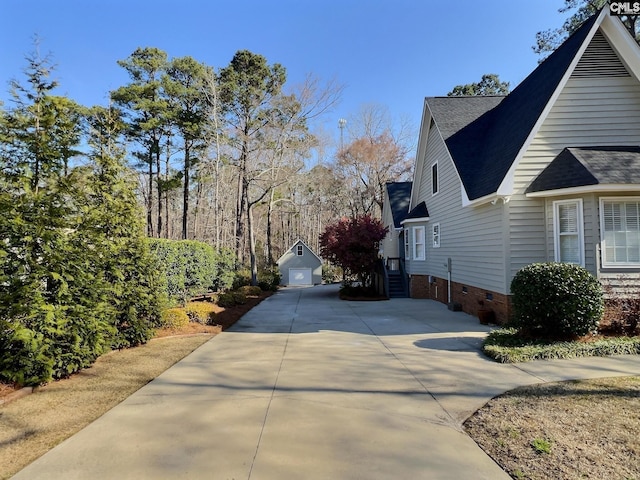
[413,226,425,260]
[553,200,584,266]
[296,245,304,256]
[431,162,438,195]
[601,198,640,266]
[404,228,410,259]
[432,223,440,248]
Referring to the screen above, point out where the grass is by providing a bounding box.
[483,327,640,363]
[0,291,271,480]
[0,334,215,480]
[465,376,640,480]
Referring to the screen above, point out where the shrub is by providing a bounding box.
[322,263,341,284]
[601,292,640,336]
[510,263,604,339]
[148,239,236,304]
[0,320,54,386]
[238,285,262,297]
[232,269,252,290]
[483,327,640,363]
[161,308,190,329]
[232,291,247,305]
[217,293,237,308]
[185,302,218,324]
[258,267,281,291]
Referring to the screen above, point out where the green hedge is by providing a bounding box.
[148,239,236,305]
[510,262,604,338]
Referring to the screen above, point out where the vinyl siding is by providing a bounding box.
[511,69,640,283]
[380,193,399,260]
[277,242,323,285]
[411,125,506,292]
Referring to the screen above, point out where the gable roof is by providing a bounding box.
[401,201,429,224]
[385,181,412,228]
[276,239,323,265]
[527,146,640,194]
[424,7,632,203]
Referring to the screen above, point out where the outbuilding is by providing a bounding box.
[276,239,323,286]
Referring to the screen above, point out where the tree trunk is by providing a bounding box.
[266,188,274,265]
[156,141,163,239]
[235,140,248,263]
[182,143,190,240]
[247,204,258,286]
[147,151,154,237]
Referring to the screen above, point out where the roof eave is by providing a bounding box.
[400,216,430,225]
[526,183,640,198]
[496,8,609,199]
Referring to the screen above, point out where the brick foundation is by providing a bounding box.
[409,274,511,325]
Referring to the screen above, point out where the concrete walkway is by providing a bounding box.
[12,284,640,479]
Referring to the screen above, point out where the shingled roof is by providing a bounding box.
[385,182,412,228]
[427,10,601,201]
[403,201,429,222]
[527,146,640,193]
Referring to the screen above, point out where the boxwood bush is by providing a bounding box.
[510,262,604,338]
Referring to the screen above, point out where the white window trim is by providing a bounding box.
[599,196,640,268]
[431,161,439,196]
[432,223,440,248]
[553,199,584,267]
[296,245,304,256]
[404,227,410,260]
[413,226,426,261]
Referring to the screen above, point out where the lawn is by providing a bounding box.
[465,376,640,480]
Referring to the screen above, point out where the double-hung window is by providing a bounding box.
[553,199,584,266]
[601,198,640,267]
[297,245,304,256]
[413,226,425,260]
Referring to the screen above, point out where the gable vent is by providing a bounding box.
[572,31,630,78]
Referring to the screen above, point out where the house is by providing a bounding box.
[380,181,412,263]
[402,5,640,323]
[277,239,323,286]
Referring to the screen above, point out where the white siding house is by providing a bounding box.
[404,6,640,323]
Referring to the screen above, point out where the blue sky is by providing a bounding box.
[0,0,567,145]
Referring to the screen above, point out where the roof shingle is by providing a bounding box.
[427,11,601,201]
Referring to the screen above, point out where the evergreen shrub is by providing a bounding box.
[217,292,237,308]
[0,320,54,386]
[238,285,262,296]
[258,267,281,291]
[232,291,247,305]
[185,302,218,324]
[148,239,236,304]
[510,262,604,338]
[161,308,190,329]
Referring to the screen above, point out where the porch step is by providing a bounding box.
[387,271,408,298]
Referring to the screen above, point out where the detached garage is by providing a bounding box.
[277,240,322,286]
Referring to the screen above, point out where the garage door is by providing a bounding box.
[289,268,312,285]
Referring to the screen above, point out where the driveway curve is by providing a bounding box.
[12,284,640,479]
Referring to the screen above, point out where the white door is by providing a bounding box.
[289,268,312,285]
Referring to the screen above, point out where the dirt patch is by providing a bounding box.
[465,376,640,480]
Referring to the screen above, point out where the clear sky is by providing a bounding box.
[0,0,567,146]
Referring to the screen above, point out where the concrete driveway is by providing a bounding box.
[12,284,640,479]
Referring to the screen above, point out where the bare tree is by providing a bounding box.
[335,104,414,217]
